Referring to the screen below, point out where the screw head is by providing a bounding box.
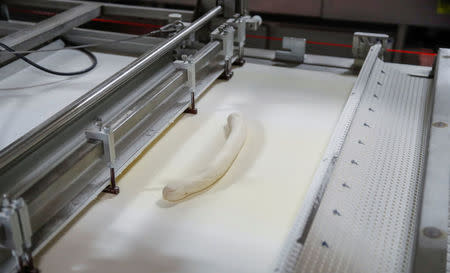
[423,227,442,238]
[432,121,448,128]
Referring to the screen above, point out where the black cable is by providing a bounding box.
[0,42,97,76]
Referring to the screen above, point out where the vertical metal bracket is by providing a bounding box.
[275,37,306,63]
[211,24,235,80]
[0,4,10,21]
[0,196,39,273]
[85,121,119,194]
[175,55,198,114]
[227,17,246,66]
[352,32,389,67]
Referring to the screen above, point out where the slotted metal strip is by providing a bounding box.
[294,58,432,273]
[274,45,382,273]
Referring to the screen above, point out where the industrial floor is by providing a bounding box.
[33,62,355,273]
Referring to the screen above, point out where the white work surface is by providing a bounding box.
[0,50,135,150]
[35,63,355,273]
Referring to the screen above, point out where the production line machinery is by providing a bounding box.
[0,1,449,273]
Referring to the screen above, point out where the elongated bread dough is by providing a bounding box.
[162,113,247,201]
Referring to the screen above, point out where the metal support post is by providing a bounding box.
[0,196,38,273]
[175,55,198,114]
[86,120,119,194]
[211,24,235,80]
[228,17,246,66]
[0,4,10,21]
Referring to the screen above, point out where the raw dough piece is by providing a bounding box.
[162,112,247,201]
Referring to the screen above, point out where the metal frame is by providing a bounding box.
[413,48,450,273]
[1,1,448,272]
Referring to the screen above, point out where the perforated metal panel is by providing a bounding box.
[277,48,432,273]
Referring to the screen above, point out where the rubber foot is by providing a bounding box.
[184,108,198,114]
[233,58,245,66]
[103,185,120,195]
[22,266,40,273]
[219,71,233,81]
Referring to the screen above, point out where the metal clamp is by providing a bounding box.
[211,24,235,80]
[175,55,198,114]
[85,121,119,194]
[275,37,306,63]
[0,196,39,273]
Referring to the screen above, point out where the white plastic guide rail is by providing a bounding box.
[276,43,433,273]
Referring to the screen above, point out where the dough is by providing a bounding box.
[162,112,247,201]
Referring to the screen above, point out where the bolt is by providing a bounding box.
[432,121,448,128]
[103,125,111,134]
[423,227,442,238]
[2,194,10,207]
[94,118,103,131]
[333,209,341,216]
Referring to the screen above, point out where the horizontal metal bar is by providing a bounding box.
[102,3,193,21]
[6,0,194,21]
[0,3,101,64]
[0,5,222,171]
[3,0,78,10]
[0,20,165,56]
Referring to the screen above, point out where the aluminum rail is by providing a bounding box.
[0,5,222,171]
[4,0,194,21]
[0,3,101,64]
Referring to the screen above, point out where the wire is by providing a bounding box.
[0,21,184,54]
[0,42,97,76]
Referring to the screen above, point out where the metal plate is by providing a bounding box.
[276,44,433,273]
[296,58,432,272]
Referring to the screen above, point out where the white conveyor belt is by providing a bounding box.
[35,63,355,273]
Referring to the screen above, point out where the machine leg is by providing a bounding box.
[233,46,246,66]
[17,252,39,273]
[184,91,198,114]
[219,59,233,80]
[103,168,120,194]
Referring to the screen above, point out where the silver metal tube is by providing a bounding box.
[0,5,222,170]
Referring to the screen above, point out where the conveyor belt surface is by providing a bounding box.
[35,63,355,273]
